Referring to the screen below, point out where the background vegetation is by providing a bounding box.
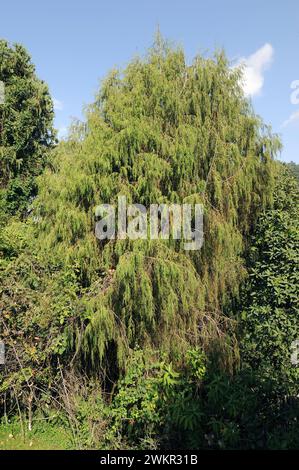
[0,36,298,450]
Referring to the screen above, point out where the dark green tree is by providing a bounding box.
[287,161,299,182]
[241,166,299,387]
[0,40,55,218]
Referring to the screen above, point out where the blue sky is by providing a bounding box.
[1,0,298,162]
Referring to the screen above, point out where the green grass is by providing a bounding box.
[0,420,73,450]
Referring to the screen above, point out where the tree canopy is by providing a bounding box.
[0,40,55,218]
[0,36,298,450]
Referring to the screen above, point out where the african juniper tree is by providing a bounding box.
[25,36,281,372]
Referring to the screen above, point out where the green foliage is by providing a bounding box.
[101,348,206,449]
[1,36,298,451]
[287,161,299,182]
[100,344,299,450]
[0,39,55,218]
[241,166,299,387]
[22,36,280,374]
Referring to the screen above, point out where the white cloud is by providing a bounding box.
[53,98,63,111]
[282,110,299,128]
[236,43,274,97]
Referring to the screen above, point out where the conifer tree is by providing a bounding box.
[0,40,55,218]
[29,36,281,370]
